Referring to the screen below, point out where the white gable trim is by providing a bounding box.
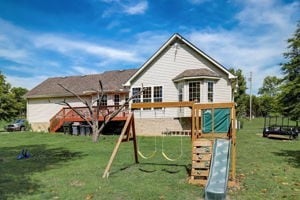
[124,33,235,86]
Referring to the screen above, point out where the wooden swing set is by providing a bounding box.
[102,101,237,187]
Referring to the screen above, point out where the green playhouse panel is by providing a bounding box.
[202,108,230,133]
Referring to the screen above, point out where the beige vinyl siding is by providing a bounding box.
[27,97,87,123]
[214,79,232,102]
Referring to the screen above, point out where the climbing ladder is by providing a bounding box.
[189,139,213,186]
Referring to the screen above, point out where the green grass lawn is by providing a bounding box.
[0,118,299,200]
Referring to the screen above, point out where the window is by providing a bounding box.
[154,86,162,110]
[132,86,163,110]
[208,81,214,102]
[125,95,129,107]
[189,82,201,102]
[143,87,151,110]
[114,94,120,106]
[100,95,107,106]
[132,88,141,103]
[178,84,183,102]
[143,87,152,103]
[154,86,163,102]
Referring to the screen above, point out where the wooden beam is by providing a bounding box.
[131,101,194,109]
[193,102,235,110]
[102,113,134,178]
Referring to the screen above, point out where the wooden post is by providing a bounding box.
[191,104,195,142]
[131,114,139,164]
[230,105,236,182]
[102,113,135,178]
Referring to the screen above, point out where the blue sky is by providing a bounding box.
[0,0,299,94]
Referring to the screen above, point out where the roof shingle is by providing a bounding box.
[25,69,137,98]
[173,68,220,82]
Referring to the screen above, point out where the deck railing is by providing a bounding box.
[49,105,129,132]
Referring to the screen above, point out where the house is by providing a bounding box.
[24,69,137,132]
[25,33,236,134]
[124,34,235,135]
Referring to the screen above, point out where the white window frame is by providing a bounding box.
[189,81,201,102]
[131,85,163,110]
[114,94,120,106]
[132,87,141,103]
[153,86,163,103]
[207,81,214,102]
[100,94,107,106]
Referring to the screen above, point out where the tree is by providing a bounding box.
[229,68,248,118]
[0,72,28,121]
[257,76,281,116]
[58,80,144,142]
[279,22,300,120]
[11,87,28,118]
[0,72,16,120]
[258,76,281,97]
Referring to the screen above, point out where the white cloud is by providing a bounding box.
[72,66,100,75]
[0,49,29,61]
[123,1,148,15]
[6,74,49,90]
[101,0,148,17]
[187,0,299,94]
[34,34,142,62]
[235,0,299,30]
[188,0,210,5]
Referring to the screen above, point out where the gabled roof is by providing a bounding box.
[173,68,220,82]
[25,69,137,99]
[124,33,235,86]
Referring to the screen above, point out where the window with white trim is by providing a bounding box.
[143,87,152,103]
[178,84,183,102]
[208,81,214,102]
[114,94,120,106]
[132,88,141,103]
[154,86,163,102]
[143,87,151,110]
[154,86,162,110]
[125,95,129,107]
[100,95,107,106]
[189,82,201,102]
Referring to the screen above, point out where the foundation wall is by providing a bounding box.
[135,117,191,136]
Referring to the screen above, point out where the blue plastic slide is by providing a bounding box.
[205,139,231,200]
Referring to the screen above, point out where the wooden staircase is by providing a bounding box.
[189,139,213,186]
[49,106,129,132]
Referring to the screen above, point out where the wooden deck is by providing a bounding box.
[49,106,129,132]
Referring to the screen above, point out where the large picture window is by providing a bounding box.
[189,82,201,102]
[208,81,214,102]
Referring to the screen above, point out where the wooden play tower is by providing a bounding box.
[189,102,236,186]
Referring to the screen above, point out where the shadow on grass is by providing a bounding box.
[108,162,191,177]
[0,144,86,200]
[272,150,300,168]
